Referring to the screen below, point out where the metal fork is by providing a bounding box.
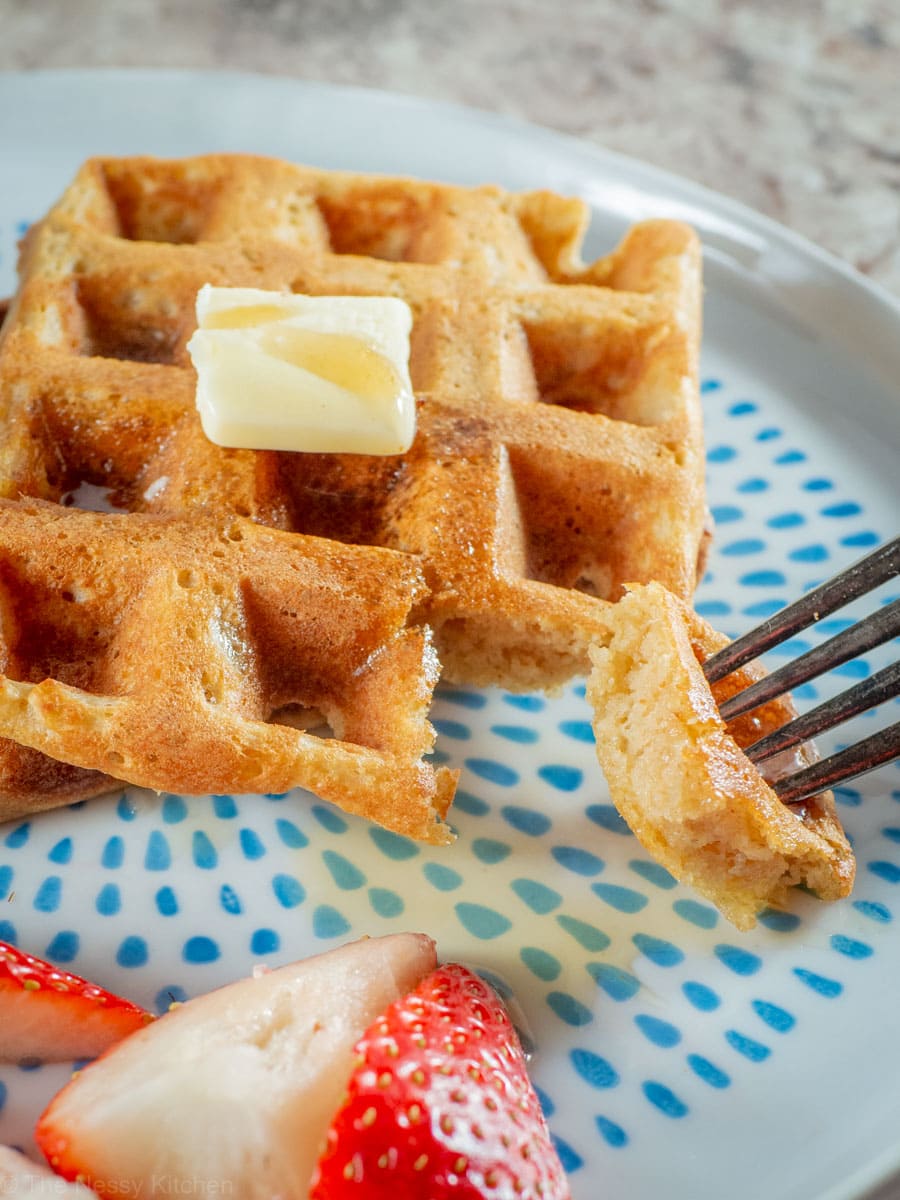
[702,536,900,804]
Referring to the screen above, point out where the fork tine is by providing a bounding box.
[717,597,900,721]
[703,536,900,685]
[744,660,900,764]
[773,720,900,804]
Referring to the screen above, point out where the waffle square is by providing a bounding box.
[0,499,455,840]
[0,154,706,821]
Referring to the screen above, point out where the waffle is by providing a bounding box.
[0,498,455,840]
[588,583,855,928]
[0,153,705,823]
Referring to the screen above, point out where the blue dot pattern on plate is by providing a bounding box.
[96,883,121,916]
[588,963,640,1002]
[156,886,178,917]
[45,930,78,963]
[642,1080,689,1118]
[688,1054,731,1089]
[182,936,220,964]
[571,1048,619,1089]
[117,935,149,968]
[251,928,279,955]
[0,363,895,1190]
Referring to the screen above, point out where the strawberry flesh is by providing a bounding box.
[35,933,437,1198]
[0,940,152,1063]
[310,963,570,1200]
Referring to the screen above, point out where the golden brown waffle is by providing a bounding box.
[1,154,705,684]
[588,583,855,928]
[0,153,705,819]
[0,499,455,841]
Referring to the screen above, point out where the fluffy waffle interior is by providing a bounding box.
[0,153,705,826]
[588,583,855,928]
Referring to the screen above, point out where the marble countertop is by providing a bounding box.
[2,0,899,297]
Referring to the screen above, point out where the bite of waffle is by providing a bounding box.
[588,583,855,929]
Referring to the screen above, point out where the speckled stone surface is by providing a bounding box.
[2,0,898,296]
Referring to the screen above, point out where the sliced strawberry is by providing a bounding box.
[35,933,437,1198]
[0,940,153,1064]
[310,963,570,1200]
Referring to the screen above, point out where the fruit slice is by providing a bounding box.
[311,963,570,1199]
[36,933,437,1199]
[0,1146,96,1196]
[0,940,153,1064]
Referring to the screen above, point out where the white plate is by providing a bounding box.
[1,70,899,1200]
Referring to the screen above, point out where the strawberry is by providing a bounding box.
[35,933,437,1199]
[310,963,570,1200]
[0,940,153,1064]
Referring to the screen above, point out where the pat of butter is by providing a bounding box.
[186,286,416,455]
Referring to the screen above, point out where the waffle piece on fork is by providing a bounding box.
[588,537,900,929]
[588,583,856,929]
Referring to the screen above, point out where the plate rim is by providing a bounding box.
[2,66,900,318]
[1,65,899,1200]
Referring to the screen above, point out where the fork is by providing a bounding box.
[702,536,900,805]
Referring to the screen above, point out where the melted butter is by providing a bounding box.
[204,303,294,330]
[259,326,401,406]
[186,286,416,455]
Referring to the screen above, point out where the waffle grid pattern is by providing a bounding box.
[0,155,706,819]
